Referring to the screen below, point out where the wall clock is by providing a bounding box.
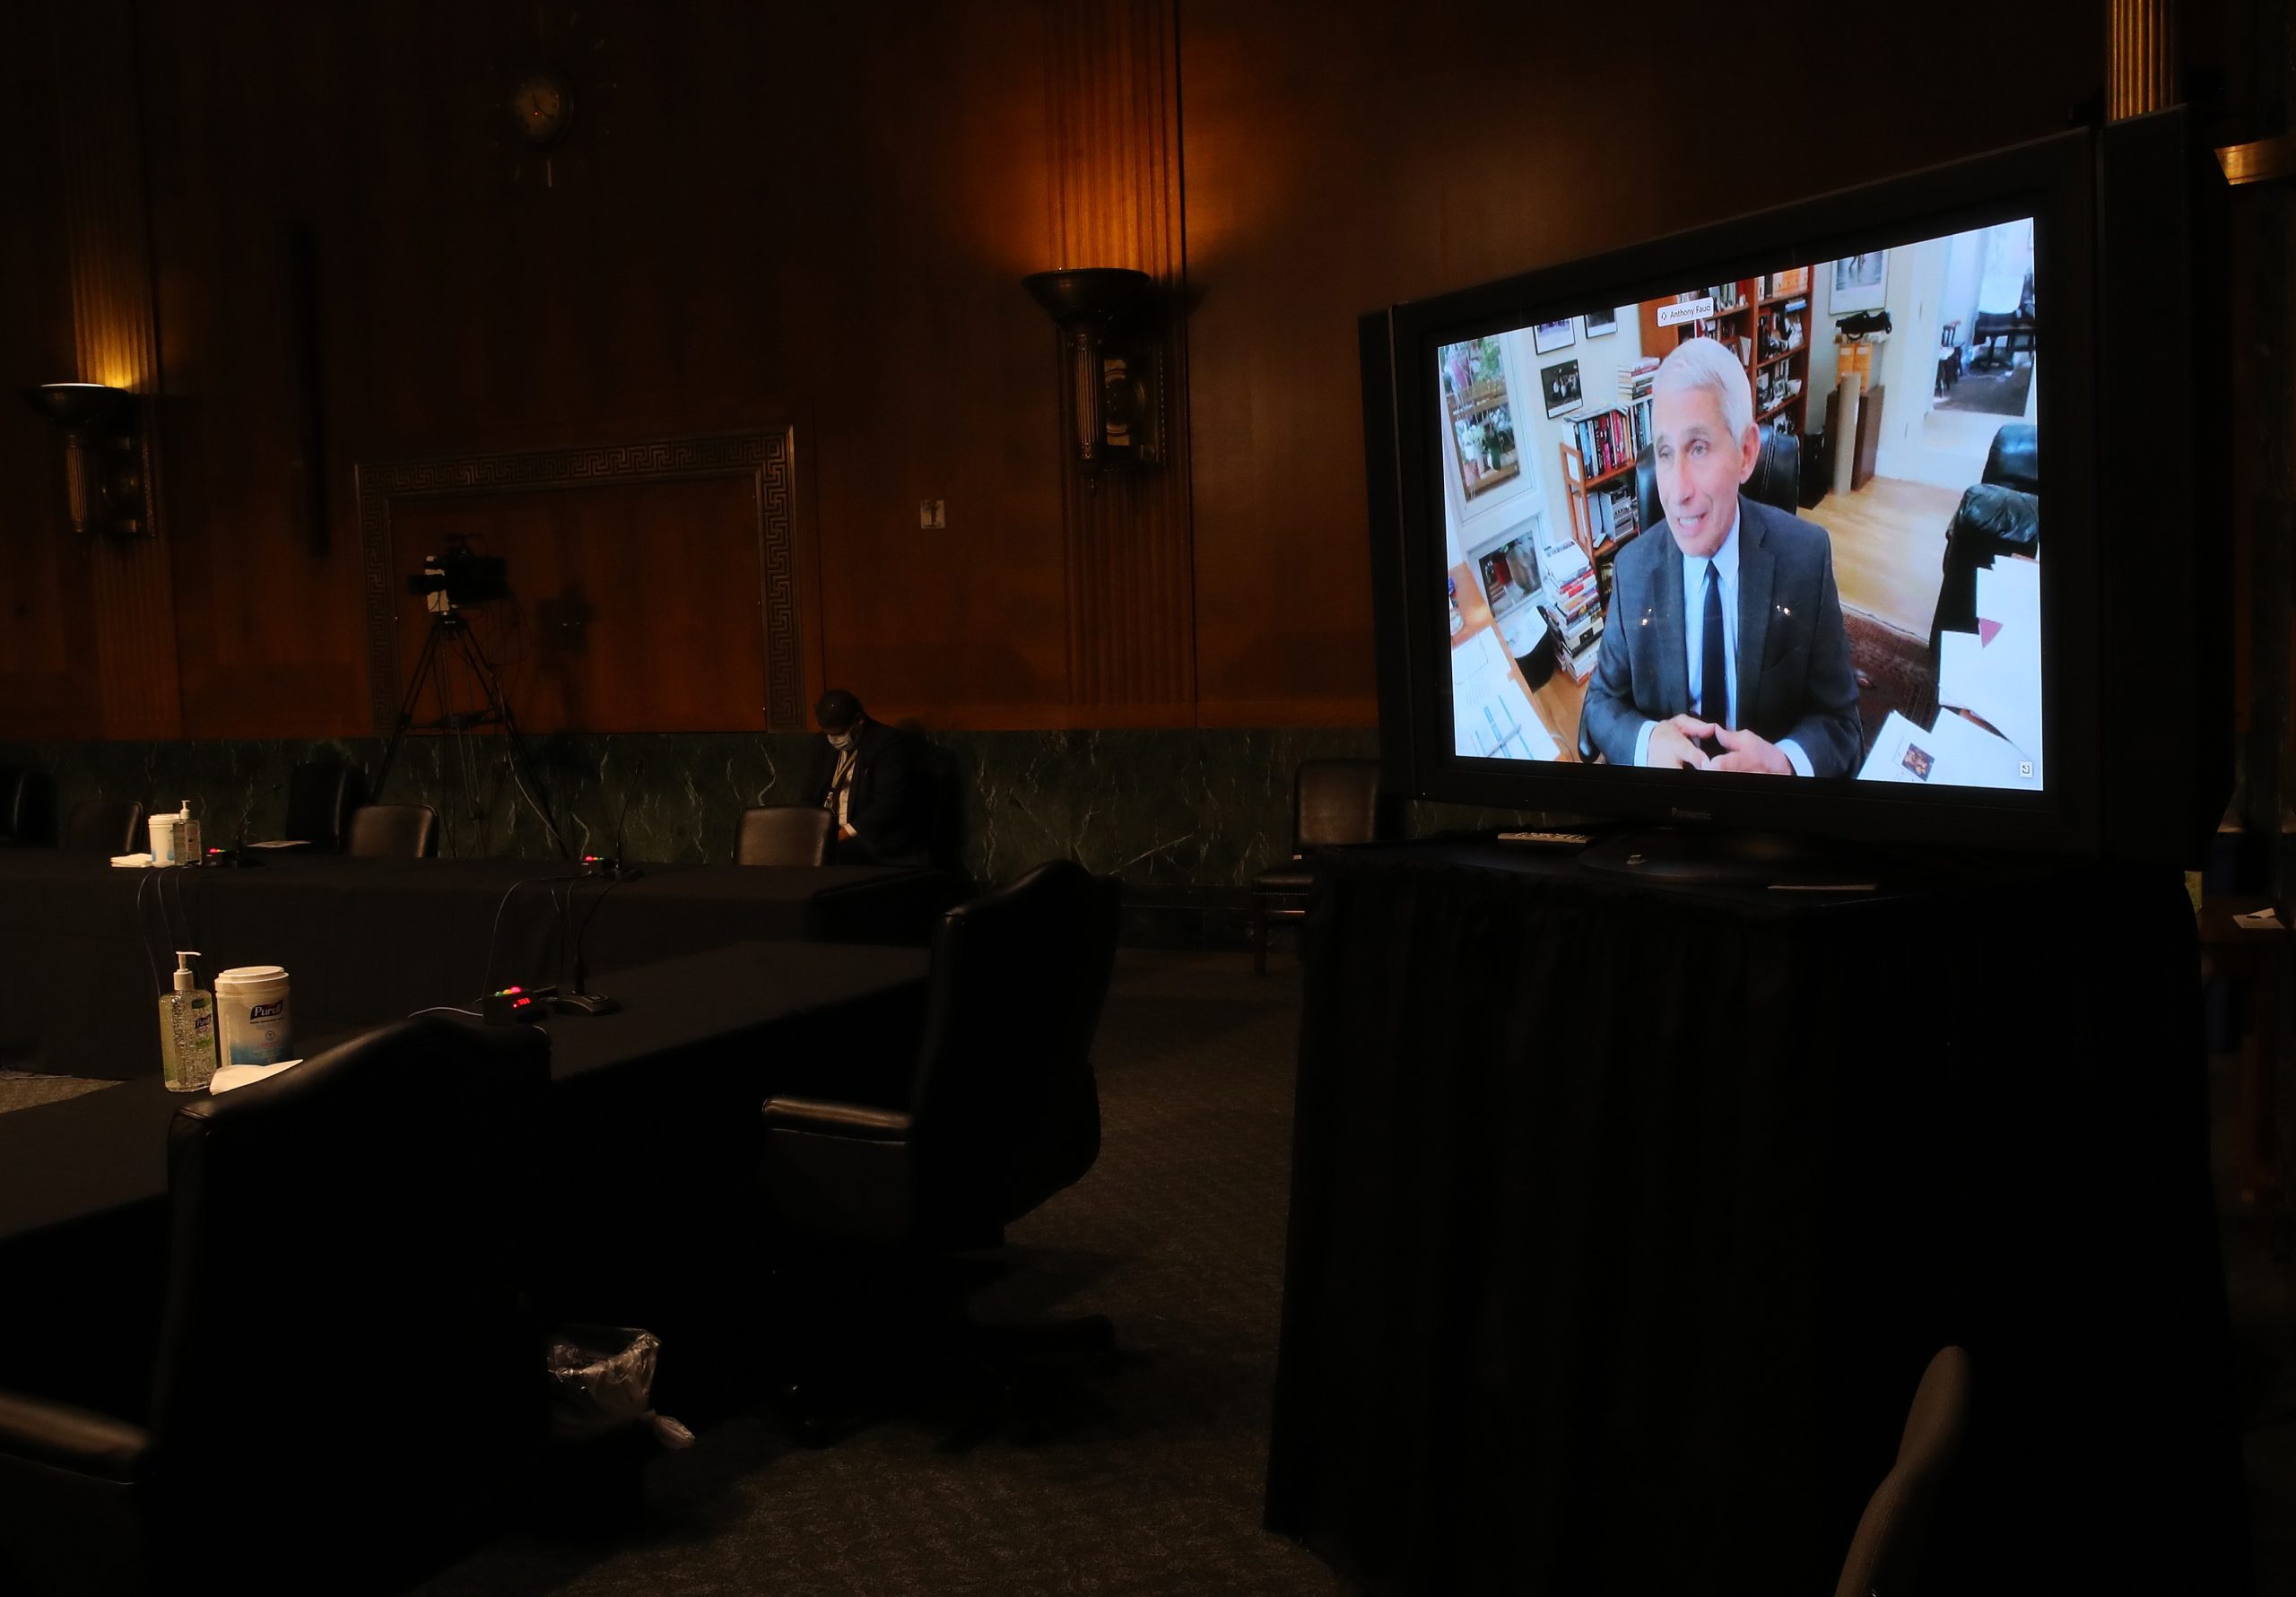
[510,69,574,151]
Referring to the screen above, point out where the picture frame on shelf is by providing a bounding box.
[1541,360,1581,419]
[1828,252,1888,315]
[1583,307,1617,338]
[1533,318,1576,354]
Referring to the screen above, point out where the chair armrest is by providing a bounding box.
[761,1097,915,1141]
[0,1390,151,1485]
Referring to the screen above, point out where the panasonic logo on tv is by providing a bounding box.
[1670,807,1710,822]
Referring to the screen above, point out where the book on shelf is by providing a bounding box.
[1572,407,1635,478]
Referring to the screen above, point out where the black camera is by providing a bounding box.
[405,536,509,609]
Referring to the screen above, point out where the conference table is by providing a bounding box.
[0,850,954,1079]
[0,938,934,1414]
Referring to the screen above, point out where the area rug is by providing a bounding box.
[1938,361,2031,418]
[1842,604,1936,764]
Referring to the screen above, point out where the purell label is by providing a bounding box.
[248,999,286,1021]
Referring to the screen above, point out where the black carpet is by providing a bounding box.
[409,950,1332,1597]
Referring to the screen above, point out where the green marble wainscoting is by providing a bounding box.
[0,731,1556,947]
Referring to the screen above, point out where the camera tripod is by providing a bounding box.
[373,607,569,857]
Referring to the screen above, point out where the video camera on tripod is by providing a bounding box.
[406,534,510,615]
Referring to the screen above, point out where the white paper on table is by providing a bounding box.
[1857,708,2037,790]
[211,1058,304,1094]
[1935,615,2043,768]
[1976,557,2040,636]
[1451,627,1560,761]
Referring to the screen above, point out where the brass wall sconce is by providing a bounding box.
[22,382,150,538]
[1022,268,1164,472]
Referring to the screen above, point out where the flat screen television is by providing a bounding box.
[1361,119,2229,869]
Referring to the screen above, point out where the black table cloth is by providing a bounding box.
[0,939,931,1418]
[0,851,952,1078]
[1265,838,2246,1595]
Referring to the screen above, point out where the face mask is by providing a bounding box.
[826,729,855,750]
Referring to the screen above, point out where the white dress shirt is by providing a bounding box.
[1633,504,1813,776]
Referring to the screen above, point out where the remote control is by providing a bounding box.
[1497,830,1593,846]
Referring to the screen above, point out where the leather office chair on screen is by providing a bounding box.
[282,756,361,851]
[735,803,833,867]
[344,801,440,858]
[0,1020,550,1597]
[1575,425,1804,762]
[59,796,144,858]
[1832,1346,1972,1597]
[1927,422,2039,672]
[761,858,1122,1444]
[1249,759,1388,975]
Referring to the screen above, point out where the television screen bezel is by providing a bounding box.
[1370,128,2100,856]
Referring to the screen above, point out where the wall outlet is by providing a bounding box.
[918,499,945,530]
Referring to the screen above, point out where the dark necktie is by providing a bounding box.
[1700,560,1727,742]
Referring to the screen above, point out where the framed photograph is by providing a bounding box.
[1541,360,1581,419]
[1582,307,1617,339]
[1828,252,1888,315]
[1533,318,1576,355]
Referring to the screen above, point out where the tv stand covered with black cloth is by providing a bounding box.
[1265,838,2244,1595]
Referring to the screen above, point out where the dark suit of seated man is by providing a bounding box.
[1580,336,1861,777]
[802,689,928,866]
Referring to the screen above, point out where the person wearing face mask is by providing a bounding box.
[1578,336,1861,776]
[801,688,928,865]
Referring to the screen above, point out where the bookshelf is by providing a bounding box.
[1636,267,1813,444]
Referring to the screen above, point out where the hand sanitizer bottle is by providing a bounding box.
[159,950,218,1092]
[177,800,200,864]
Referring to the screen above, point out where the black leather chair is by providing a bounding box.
[1248,759,1388,975]
[344,802,440,858]
[282,756,361,851]
[1832,1346,1971,1597]
[59,796,144,858]
[0,766,33,844]
[1928,422,2039,667]
[0,1019,550,1597]
[1576,426,1803,763]
[761,859,1122,1443]
[0,767,53,846]
[735,803,833,866]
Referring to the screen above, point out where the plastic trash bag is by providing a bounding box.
[544,1324,693,1449]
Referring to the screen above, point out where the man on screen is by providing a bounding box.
[1579,337,1861,776]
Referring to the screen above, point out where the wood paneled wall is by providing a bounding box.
[1,0,2118,740]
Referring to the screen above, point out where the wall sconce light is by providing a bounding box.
[1022,268,1164,472]
[22,382,150,539]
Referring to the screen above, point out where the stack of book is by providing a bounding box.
[1543,537,1605,681]
[1599,483,1638,549]
[1620,360,1658,456]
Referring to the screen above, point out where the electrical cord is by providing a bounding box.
[478,870,584,997]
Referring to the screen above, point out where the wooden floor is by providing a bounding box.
[1801,476,1961,638]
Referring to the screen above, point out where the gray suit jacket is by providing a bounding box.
[1579,496,1862,777]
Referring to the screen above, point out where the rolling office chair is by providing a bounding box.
[735,804,833,867]
[0,1020,550,1597]
[760,858,1122,1444]
[0,767,55,846]
[1832,1346,1971,1597]
[1248,759,1389,975]
[344,802,440,858]
[59,797,144,859]
[282,757,361,851]
[1575,425,1804,762]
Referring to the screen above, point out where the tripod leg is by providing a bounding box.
[374,619,447,800]
[454,623,570,857]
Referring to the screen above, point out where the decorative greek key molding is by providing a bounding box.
[356,430,801,733]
